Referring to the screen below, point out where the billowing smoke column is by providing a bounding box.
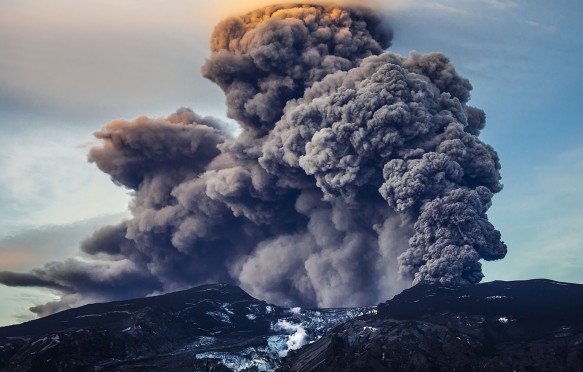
[0,3,506,316]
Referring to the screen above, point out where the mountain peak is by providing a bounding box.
[0,282,369,371]
[2,279,582,371]
[282,279,583,371]
[379,278,583,323]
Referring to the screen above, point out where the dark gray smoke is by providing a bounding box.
[202,3,391,134]
[0,3,506,316]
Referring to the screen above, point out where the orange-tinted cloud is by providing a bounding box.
[0,250,40,271]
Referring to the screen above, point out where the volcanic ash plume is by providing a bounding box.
[0,3,506,315]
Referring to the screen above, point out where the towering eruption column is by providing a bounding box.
[204,3,506,297]
[0,3,506,316]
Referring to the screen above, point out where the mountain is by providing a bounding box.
[280,279,583,371]
[0,284,368,371]
[1,280,582,371]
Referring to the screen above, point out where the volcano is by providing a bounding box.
[1,279,583,371]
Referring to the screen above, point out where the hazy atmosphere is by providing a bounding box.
[0,0,581,327]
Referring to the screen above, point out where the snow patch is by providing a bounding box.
[221,303,235,315]
[31,337,48,346]
[196,349,275,371]
[76,310,131,318]
[189,336,216,348]
[33,334,61,353]
[266,335,287,354]
[549,281,569,286]
[289,307,302,315]
[485,295,508,300]
[498,317,509,323]
[206,311,231,323]
[192,305,370,370]
[76,314,103,318]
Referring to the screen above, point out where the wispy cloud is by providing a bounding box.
[0,0,228,124]
[394,0,520,14]
[525,20,557,32]
[0,213,128,271]
[402,1,468,15]
[0,286,60,326]
[423,1,468,14]
[0,130,130,228]
[481,0,519,10]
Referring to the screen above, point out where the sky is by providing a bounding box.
[0,0,582,326]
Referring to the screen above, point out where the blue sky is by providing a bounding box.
[0,0,581,326]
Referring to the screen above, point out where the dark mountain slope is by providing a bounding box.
[281,279,583,372]
[0,284,366,371]
[0,284,284,371]
[0,284,272,339]
[2,280,582,371]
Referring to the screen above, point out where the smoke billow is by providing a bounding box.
[202,3,391,134]
[0,3,506,316]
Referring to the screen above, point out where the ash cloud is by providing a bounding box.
[0,3,506,316]
[202,3,391,134]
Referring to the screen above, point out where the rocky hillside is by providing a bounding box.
[0,284,367,371]
[281,279,583,371]
[2,279,582,371]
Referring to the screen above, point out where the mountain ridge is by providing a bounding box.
[1,279,582,371]
[280,279,583,371]
[0,283,255,339]
[0,283,368,371]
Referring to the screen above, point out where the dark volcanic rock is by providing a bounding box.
[281,279,583,372]
[0,284,285,371]
[2,280,582,371]
[0,284,366,371]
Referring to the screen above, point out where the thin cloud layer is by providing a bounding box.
[0,3,505,316]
